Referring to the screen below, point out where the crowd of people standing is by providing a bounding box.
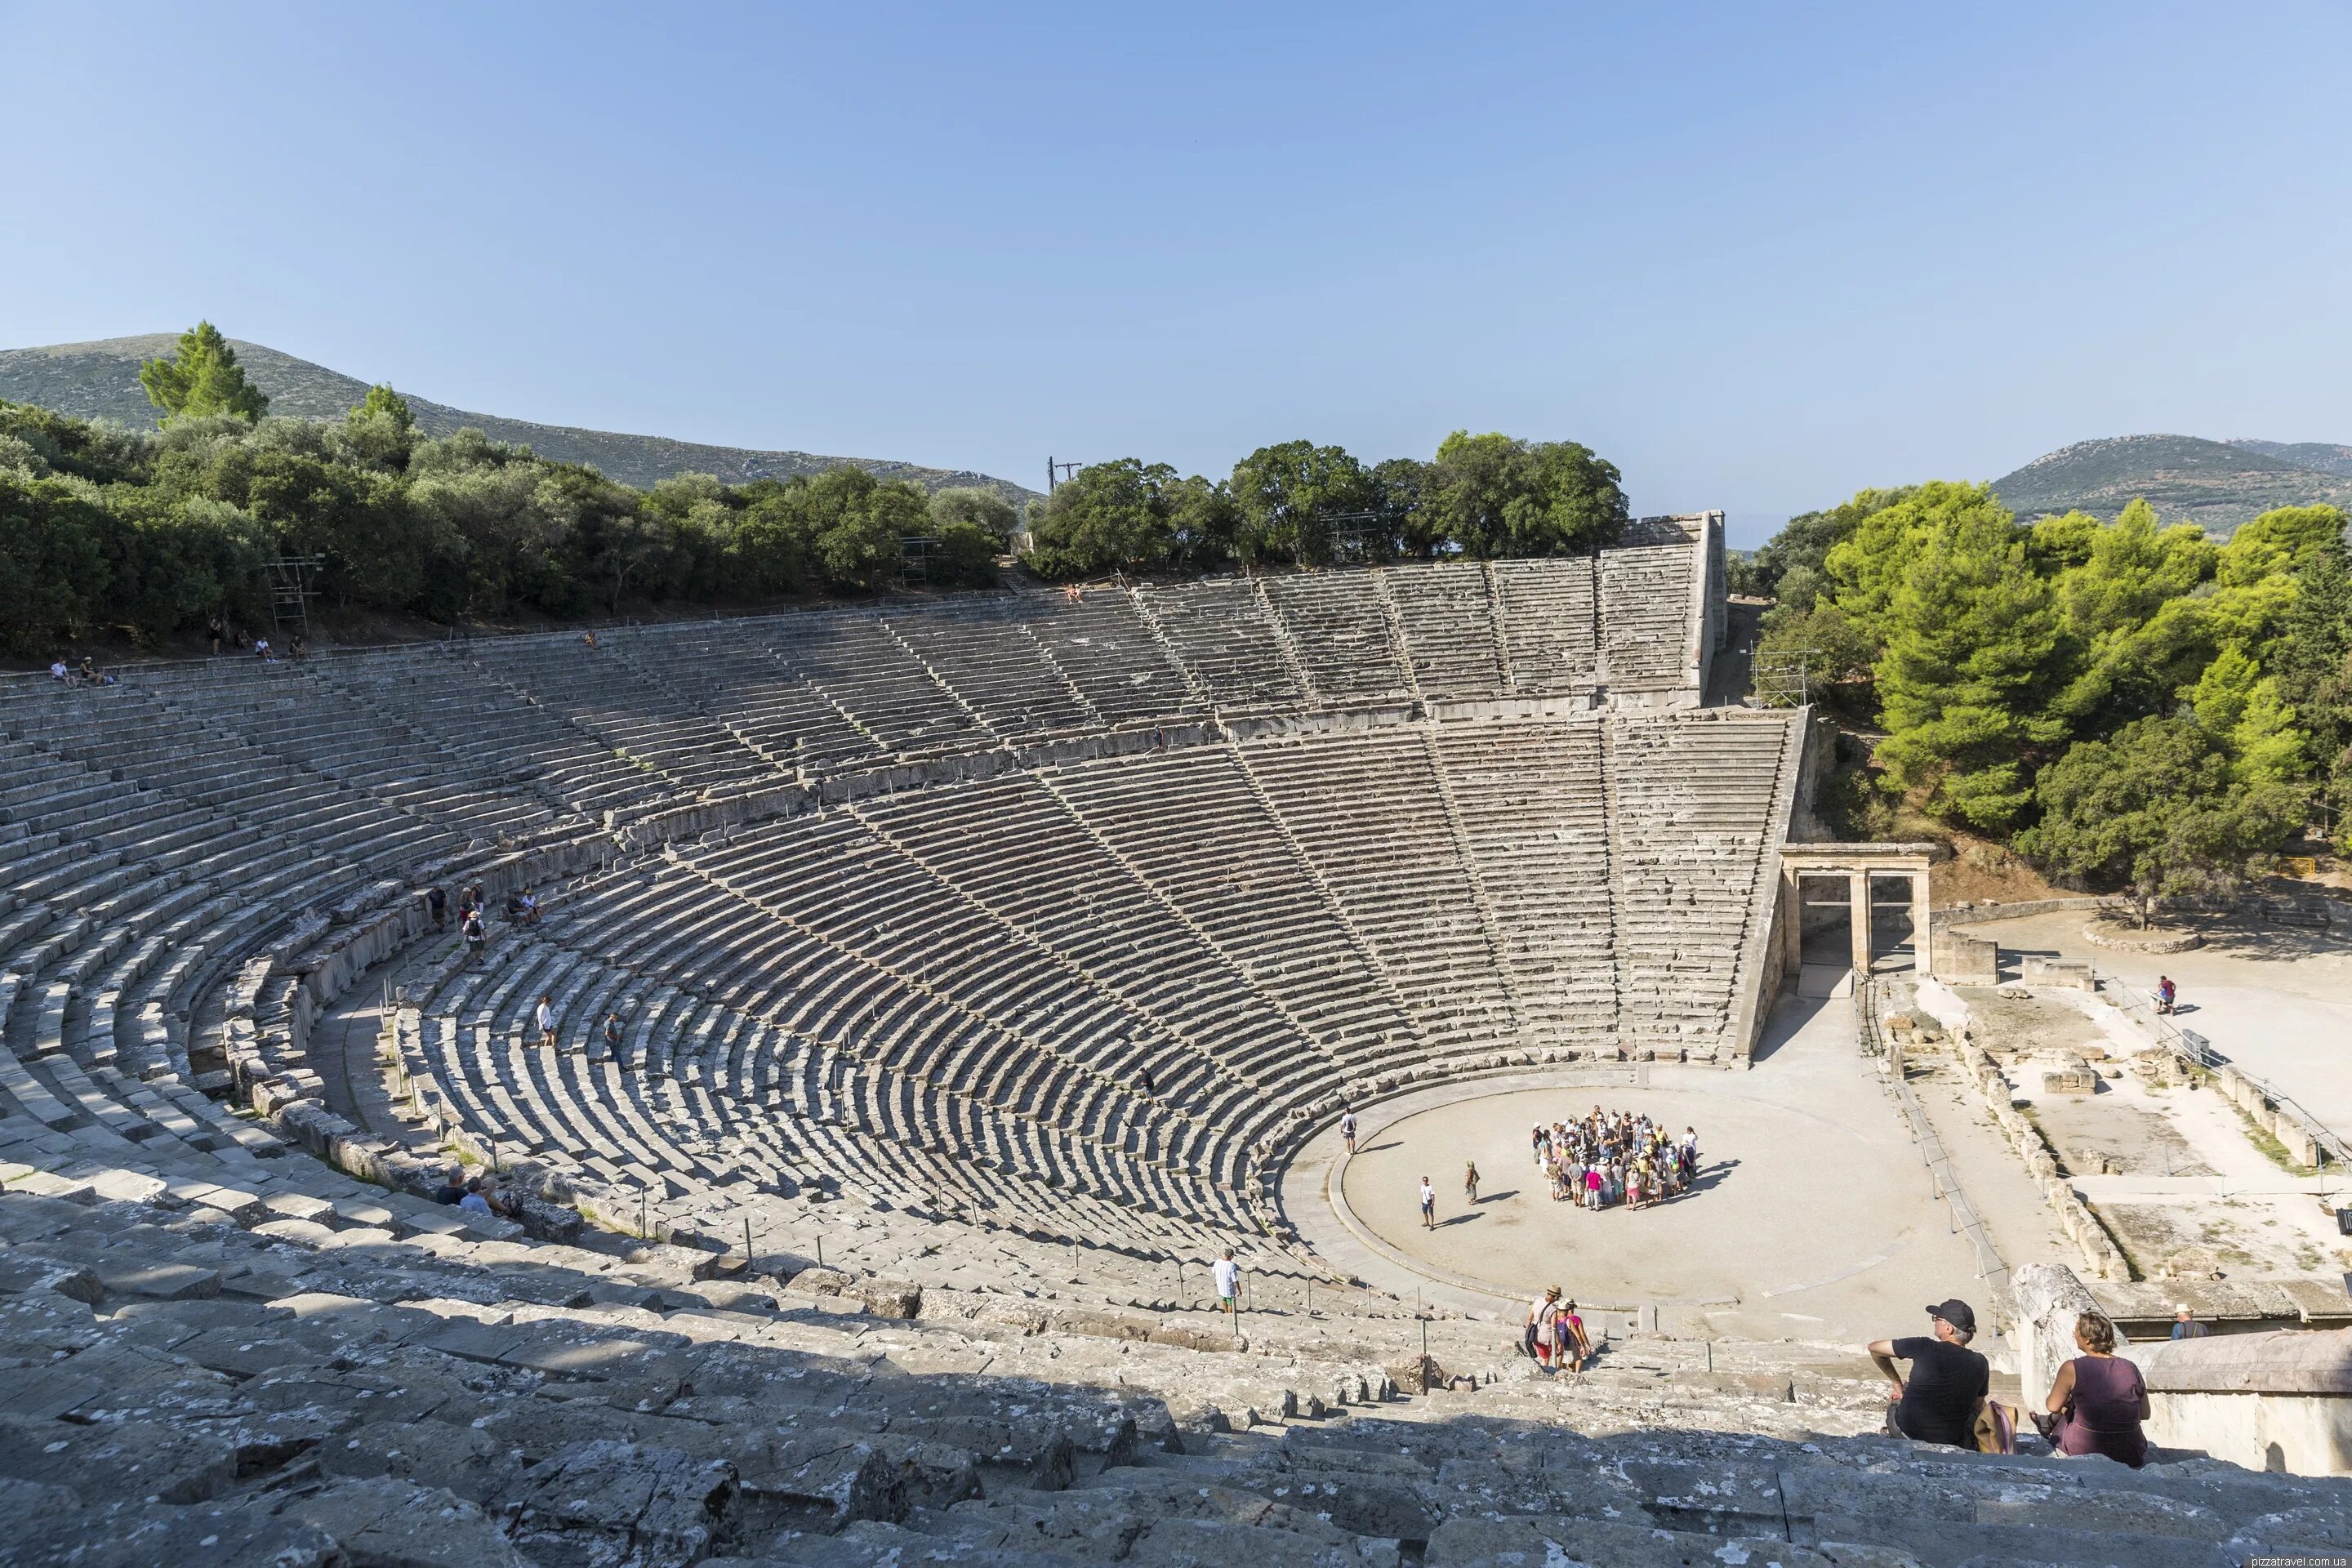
[1535,1107,1698,1210]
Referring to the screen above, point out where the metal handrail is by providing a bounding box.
[1857,976,2011,1297]
[2085,964,2350,1167]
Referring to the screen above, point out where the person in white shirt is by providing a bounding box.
[1419,1177,1436,1229]
[1525,1285,1561,1368]
[536,994,557,1049]
[1212,1249,1241,1315]
[1339,1109,1356,1155]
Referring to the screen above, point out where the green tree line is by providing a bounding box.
[1738,483,2352,912]
[1023,430,1630,577]
[3,323,1632,653]
[0,325,1013,653]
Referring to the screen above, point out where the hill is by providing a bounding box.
[0,333,1039,501]
[1991,432,2352,532]
[2228,436,2352,479]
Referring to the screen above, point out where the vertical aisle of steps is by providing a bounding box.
[1248,575,1323,709]
[1120,581,1219,714]
[1480,561,1519,691]
[1408,724,1530,1045]
[1223,740,1448,1057]
[1369,568,1425,704]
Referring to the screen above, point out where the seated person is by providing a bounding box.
[430,1167,469,1205]
[2044,1312,2149,1468]
[1868,1299,1989,1449]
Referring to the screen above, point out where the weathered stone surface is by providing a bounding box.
[1806,1512,2231,1567]
[760,1519,1087,1566]
[0,1414,239,1504]
[0,1258,103,1305]
[1427,1513,1838,1566]
[784,1267,857,1298]
[858,1278,923,1320]
[495,1440,740,1568]
[96,1262,222,1302]
[2127,1325,2352,1396]
[316,1419,507,1498]
[14,1495,348,1568]
[277,1477,536,1567]
[0,1475,80,1527]
[1383,1356,1448,1396]
[730,1434,907,1535]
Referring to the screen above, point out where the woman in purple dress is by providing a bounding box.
[2043,1312,2149,1467]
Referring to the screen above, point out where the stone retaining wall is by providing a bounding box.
[2016,1261,2352,1476]
[1912,982,2133,1281]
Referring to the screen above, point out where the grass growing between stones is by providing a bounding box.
[2232,1106,2320,1176]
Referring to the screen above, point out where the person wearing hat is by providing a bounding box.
[1525,1286,1561,1367]
[1866,1298,1989,1448]
[2170,1303,2208,1339]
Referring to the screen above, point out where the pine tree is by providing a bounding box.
[138,321,270,423]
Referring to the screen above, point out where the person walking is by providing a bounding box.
[1867,1299,1989,1450]
[1419,1176,1436,1229]
[2042,1312,2149,1468]
[1525,1286,1561,1368]
[2156,975,2177,1016]
[1339,1108,1356,1155]
[426,884,448,933]
[535,994,558,1050]
[1463,1160,1481,1205]
[1557,1298,1592,1373]
[461,908,486,964]
[1213,1249,1241,1317]
[602,1012,624,1058]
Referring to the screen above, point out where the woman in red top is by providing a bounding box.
[2044,1312,2149,1468]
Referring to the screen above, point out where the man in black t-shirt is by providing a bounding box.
[1867,1298,1989,1447]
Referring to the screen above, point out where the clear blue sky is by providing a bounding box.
[5,2,2348,543]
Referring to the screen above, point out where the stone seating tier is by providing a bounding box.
[2,1158,2345,1567]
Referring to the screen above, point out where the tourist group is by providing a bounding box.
[1535,1107,1699,1209]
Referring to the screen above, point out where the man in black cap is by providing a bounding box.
[1866,1298,1989,1448]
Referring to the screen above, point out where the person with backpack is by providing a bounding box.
[1555,1298,1591,1373]
[1525,1286,1561,1368]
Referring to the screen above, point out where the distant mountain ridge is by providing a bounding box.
[1991,432,2352,533]
[2227,438,2352,479]
[0,334,1039,501]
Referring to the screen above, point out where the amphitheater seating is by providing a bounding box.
[1132,578,1307,710]
[1601,544,1701,687]
[7,535,2342,1553]
[1489,557,1598,697]
[1383,563,1509,698]
[1257,574,1410,703]
[0,547,1789,1286]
